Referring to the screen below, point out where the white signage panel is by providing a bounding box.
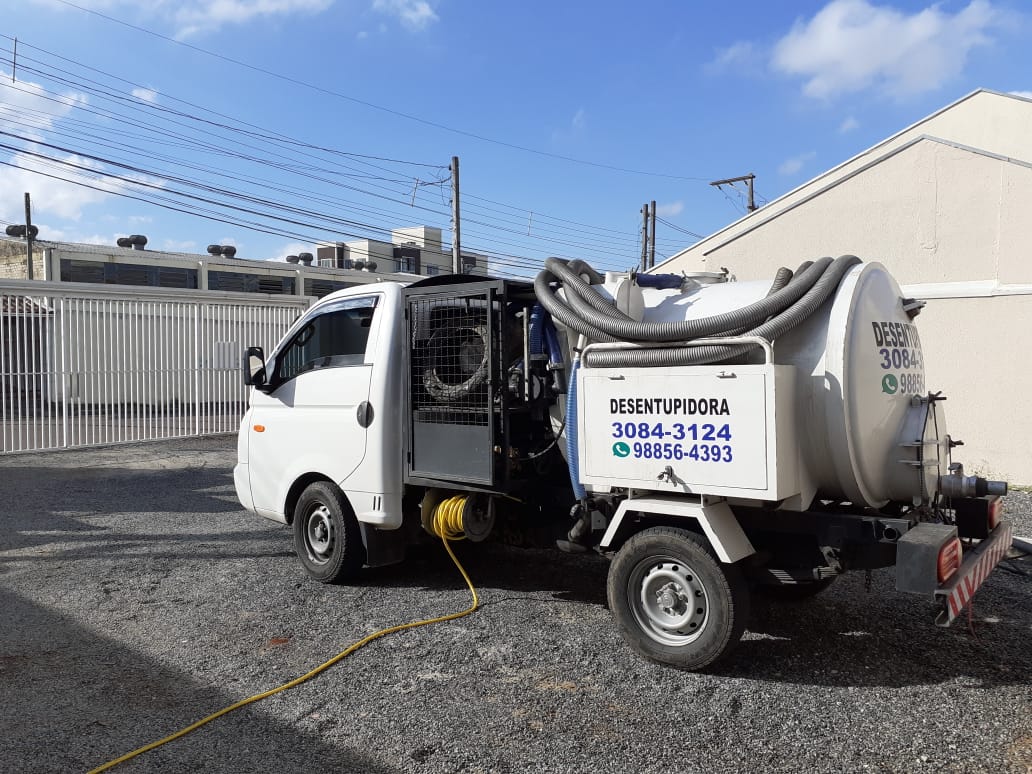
[579,368,770,491]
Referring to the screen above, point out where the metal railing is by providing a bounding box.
[0,279,310,454]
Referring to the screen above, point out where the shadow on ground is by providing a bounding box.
[0,588,398,773]
[362,539,1032,691]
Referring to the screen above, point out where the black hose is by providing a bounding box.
[538,256,838,344]
[722,265,795,336]
[533,255,863,368]
[581,255,861,367]
[533,267,617,342]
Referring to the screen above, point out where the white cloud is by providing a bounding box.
[132,87,158,103]
[656,201,684,217]
[357,29,369,39]
[174,0,333,38]
[551,109,588,145]
[707,41,760,73]
[0,146,166,225]
[1010,90,1032,99]
[264,241,310,261]
[0,76,139,234]
[772,0,1000,99]
[838,115,859,133]
[33,0,337,39]
[161,239,199,253]
[0,72,88,139]
[26,226,121,244]
[75,233,119,246]
[0,152,111,222]
[778,151,817,176]
[372,0,438,30]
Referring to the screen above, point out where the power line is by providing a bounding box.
[0,54,442,192]
[40,1,715,182]
[0,41,652,273]
[1,49,659,254]
[0,34,444,172]
[655,215,703,240]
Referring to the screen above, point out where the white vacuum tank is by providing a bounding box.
[593,262,946,509]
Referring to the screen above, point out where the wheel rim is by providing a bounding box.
[628,555,709,646]
[303,504,334,565]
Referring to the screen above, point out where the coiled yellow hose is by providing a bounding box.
[89,496,478,773]
[433,494,470,540]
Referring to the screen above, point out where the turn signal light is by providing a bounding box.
[253,424,266,433]
[937,537,962,582]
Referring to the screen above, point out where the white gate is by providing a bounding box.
[0,280,310,454]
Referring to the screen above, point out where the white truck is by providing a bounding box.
[234,256,1012,669]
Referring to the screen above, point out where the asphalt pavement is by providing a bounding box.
[0,437,1029,773]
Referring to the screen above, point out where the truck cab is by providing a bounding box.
[235,276,566,579]
[235,283,410,573]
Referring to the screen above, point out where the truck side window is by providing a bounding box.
[273,297,377,384]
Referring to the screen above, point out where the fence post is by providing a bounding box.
[59,295,69,449]
[194,302,201,437]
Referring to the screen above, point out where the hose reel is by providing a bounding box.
[421,491,495,542]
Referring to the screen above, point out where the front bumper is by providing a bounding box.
[233,462,254,513]
[934,520,1013,626]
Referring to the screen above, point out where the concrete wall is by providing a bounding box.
[392,226,443,250]
[0,240,44,280]
[341,239,395,269]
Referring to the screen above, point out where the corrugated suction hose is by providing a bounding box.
[534,255,861,367]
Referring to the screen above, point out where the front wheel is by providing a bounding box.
[607,526,749,670]
[292,481,364,584]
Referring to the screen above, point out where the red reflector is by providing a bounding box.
[987,499,1002,530]
[938,537,962,582]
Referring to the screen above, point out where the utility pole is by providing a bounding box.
[648,199,657,270]
[450,156,462,273]
[6,193,38,279]
[640,202,649,270]
[24,192,33,280]
[709,173,757,212]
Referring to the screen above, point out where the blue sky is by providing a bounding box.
[0,0,1028,276]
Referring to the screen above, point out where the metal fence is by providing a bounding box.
[0,279,310,454]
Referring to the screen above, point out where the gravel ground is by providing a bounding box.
[0,437,1029,774]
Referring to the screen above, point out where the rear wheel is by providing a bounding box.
[607,526,749,670]
[293,481,364,584]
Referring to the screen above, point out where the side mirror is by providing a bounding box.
[242,346,271,392]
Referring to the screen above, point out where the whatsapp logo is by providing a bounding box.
[881,374,898,394]
[612,442,631,458]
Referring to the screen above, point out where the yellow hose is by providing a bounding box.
[89,496,478,773]
[432,495,469,540]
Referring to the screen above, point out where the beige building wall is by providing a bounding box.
[681,140,1032,285]
[915,293,1031,483]
[656,90,1032,485]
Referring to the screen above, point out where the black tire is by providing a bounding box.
[292,481,365,584]
[754,576,836,601]
[607,526,749,670]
